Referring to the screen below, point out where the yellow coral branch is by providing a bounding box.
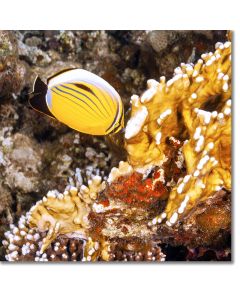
[27,176,105,253]
[124,41,231,225]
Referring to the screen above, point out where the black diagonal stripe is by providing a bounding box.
[106,88,119,114]
[119,108,124,125]
[73,83,110,115]
[62,84,108,118]
[73,83,96,96]
[52,88,98,120]
[81,80,115,115]
[109,122,121,134]
[105,100,120,133]
[96,80,120,115]
[108,104,124,134]
[54,86,103,119]
[97,84,115,114]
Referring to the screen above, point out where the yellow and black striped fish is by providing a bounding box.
[29,68,124,135]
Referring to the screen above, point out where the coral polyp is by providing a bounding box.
[2,32,231,262]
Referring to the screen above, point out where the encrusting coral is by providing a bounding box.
[2,36,231,261]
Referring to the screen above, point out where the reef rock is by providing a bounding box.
[0,30,26,97]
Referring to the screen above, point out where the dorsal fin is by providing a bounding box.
[29,76,56,119]
[47,68,78,85]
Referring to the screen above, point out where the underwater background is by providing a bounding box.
[0,30,231,261]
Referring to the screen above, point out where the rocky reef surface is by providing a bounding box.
[0,30,230,261]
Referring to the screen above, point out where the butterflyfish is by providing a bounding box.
[29,68,124,135]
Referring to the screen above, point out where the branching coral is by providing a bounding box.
[162,99,231,226]
[27,176,105,253]
[3,162,168,261]
[2,37,231,261]
[125,40,231,226]
[124,41,231,170]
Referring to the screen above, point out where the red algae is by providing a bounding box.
[105,171,168,205]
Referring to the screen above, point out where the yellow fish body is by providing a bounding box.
[29,68,124,135]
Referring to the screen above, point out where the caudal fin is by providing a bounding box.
[29,76,56,119]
